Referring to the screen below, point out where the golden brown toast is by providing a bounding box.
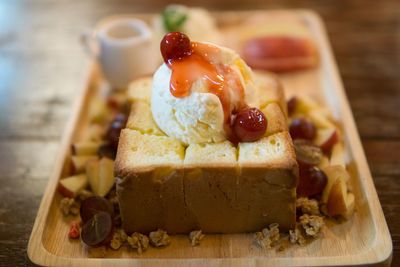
[115,73,297,234]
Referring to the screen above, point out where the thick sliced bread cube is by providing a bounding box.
[126,102,164,136]
[184,141,237,167]
[262,102,288,136]
[115,75,297,234]
[115,129,184,174]
[254,71,287,116]
[127,77,152,103]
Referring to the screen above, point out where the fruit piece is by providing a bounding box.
[71,155,98,173]
[242,36,318,72]
[233,107,267,142]
[293,139,323,167]
[321,165,351,206]
[83,124,106,142]
[81,212,114,247]
[86,158,115,197]
[80,196,114,224]
[308,110,335,129]
[326,178,354,217]
[287,96,297,116]
[289,117,316,140]
[160,32,192,64]
[89,98,109,123]
[58,174,88,198]
[318,155,330,169]
[294,95,319,115]
[68,221,80,239]
[315,128,339,153]
[106,115,127,149]
[297,166,328,197]
[330,143,345,167]
[72,142,102,156]
[98,143,117,160]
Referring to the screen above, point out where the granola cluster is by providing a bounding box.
[127,232,150,254]
[60,197,79,216]
[254,223,280,249]
[149,229,171,247]
[189,230,205,246]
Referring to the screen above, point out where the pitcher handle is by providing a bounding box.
[80,29,99,58]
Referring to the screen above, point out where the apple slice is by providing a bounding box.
[86,158,115,197]
[58,174,88,198]
[315,128,339,153]
[98,157,115,197]
[308,110,335,129]
[327,179,355,217]
[89,98,110,124]
[321,165,350,206]
[83,124,106,142]
[71,155,98,173]
[330,143,346,168]
[72,141,102,156]
[318,155,330,169]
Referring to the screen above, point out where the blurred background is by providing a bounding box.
[0,0,399,266]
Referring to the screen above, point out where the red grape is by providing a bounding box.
[106,114,127,149]
[233,107,267,142]
[98,143,117,160]
[297,166,328,197]
[160,32,192,64]
[289,117,316,140]
[81,212,114,247]
[287,97,297,116]
[80,196,114,224]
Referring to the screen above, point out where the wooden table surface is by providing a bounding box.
[0,0,399,266]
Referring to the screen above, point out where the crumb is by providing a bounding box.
[296,197,320,215]
[60,197,79,216]
[149,229,171,247]
[127,232,149,254]
[189,230,204,246]
[254,223,280,249]
[289,228,306,245]
[68,221,80,239]
[110,229,128,250]
[78,189,94,202]
[299,214,324,237]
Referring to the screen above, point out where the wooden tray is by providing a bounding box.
[27,9,392,266]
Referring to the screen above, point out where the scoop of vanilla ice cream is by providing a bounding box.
[151,45,259,145]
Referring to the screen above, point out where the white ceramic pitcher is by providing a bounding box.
[81,18,158,89]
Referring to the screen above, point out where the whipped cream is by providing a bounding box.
[151,44,259,145]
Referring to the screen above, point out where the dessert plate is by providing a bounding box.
[27,10,392,266]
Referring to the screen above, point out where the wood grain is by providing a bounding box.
[0,0,399,266]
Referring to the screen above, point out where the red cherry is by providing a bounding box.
[289,117,316,140]
[160,32,192,64]
[233,108,267,142]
